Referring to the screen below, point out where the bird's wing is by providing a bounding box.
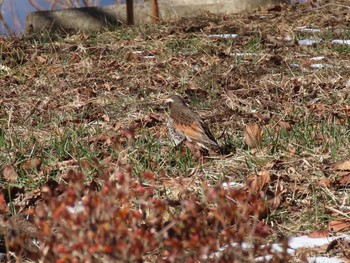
[200,120,219,147]
[173,119,218,147]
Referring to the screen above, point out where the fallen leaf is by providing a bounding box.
[185,83,208,98]
[328,220,350,232]
[161,177,197,198]
[47,65,64,76]
[36,55,47,64]
[286,145,296,157]
[308,229,330,238]
[278,121,292,131]
[122,128,135,145]
[268,181,285,210]
[316,178,333,188]
[21,158,42,170]
[331,160,350,171]
[62,169,84,183]
[69,53,81,63]
[102,114,110,122]
[88,134,109,143]
[126,51,141,61]
[337,173,350,186]
[2,164,18,183]
[330,160,350,179]
[248,170,270,193]
[151,74,167,85]
[80,159,96,170]
[184,140,204,160]
[244,123,263,149]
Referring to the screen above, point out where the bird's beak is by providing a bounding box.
[165,98,174,103]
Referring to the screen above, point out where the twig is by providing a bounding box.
[325,206,350,219]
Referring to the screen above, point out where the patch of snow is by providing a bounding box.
[222,182,244,189]
[270,243,295,255]
[231,52,257,57]
[288,235,345,249]
[331,40,350,45]
[255,255,273,262]
[209,34,238,39]
[206,234,350,261]
[298,39,321,46]
[310,63,333,69]
[295,26,321,33]
[307,256,346,263]
[290,63,300,68]
[310,56,325,61]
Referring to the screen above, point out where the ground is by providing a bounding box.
[0,0,349,262]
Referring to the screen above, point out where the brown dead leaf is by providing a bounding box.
[151,74,167,85]
[102,114,110,122]
[80,159,97,170]
[2,164,18,183]
[286,145,296,157]
[69,53,81,63]
[244,123,263,149]
[309,103,331,116]
[143,113,162,128]
[122,128,135,145]
[268,181,284,210]
[126,51,141,61]
[36,55,47,64]
[21,158,42,171]
[101,156,112,166]
[330,160,350,171]
[308,229,330,238]
[316,178,333,188]
[330,160,350,180]
[337,173,350,186]
[248,170,270,193]
[47,65,64,76]
[161,177,197,198]
[339,105,350,118]
[184,140,203,160]
[278,121,292,131]
[89,134,109,143]
[184,83,208,99]
[328,220,350,232]
[61,169,85,183]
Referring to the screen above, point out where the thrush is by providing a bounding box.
[165,95,220,152]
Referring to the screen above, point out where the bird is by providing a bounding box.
[165,95,220,152]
